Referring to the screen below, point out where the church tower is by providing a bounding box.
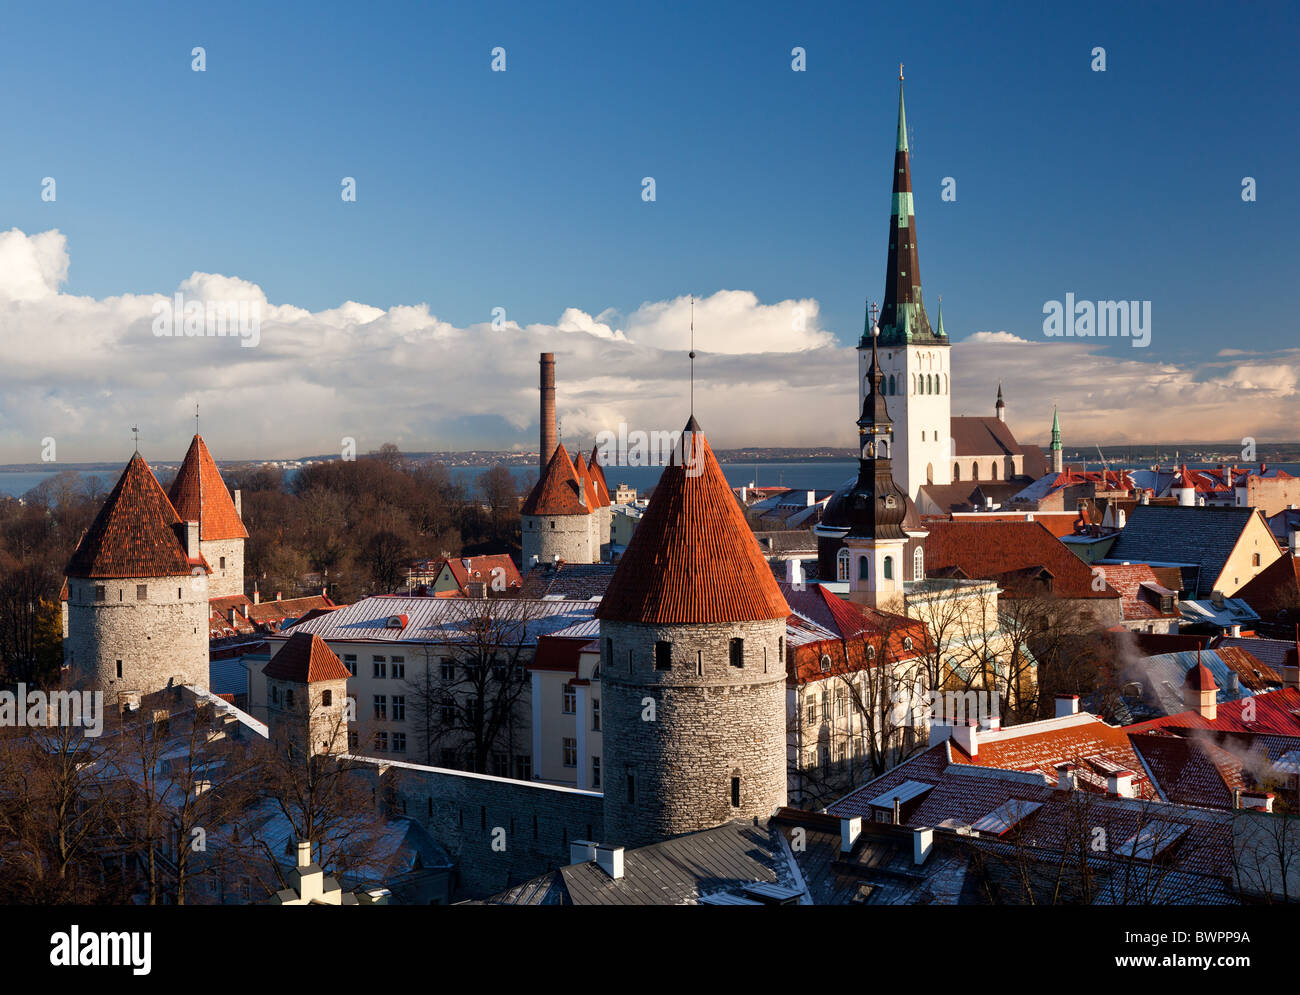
[1050,406,1064,473]
[597,416,790,848]
[861,70,951,500]
[843,330,912,611]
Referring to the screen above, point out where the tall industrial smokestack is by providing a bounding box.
[539,352,557,473]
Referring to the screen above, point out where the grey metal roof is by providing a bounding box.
[483,819,797,906]
[271,595,598,646]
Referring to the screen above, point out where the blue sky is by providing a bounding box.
[0,0,1297,460]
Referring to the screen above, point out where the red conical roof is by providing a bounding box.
[588,445,612,506]
[1184,656,1218,692]
[572,452,599,513]
[597,417,789,624]
[521,443,592,517]
[66,453,196,578]
[263,631,352,682]
[168,435,249,540]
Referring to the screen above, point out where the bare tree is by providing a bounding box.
[402,598,536,775]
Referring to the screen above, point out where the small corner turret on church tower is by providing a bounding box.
[996,382,1006,423]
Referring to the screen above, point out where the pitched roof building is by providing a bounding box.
[1104,504,1281,597]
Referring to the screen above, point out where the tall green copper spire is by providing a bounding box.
[895,74,908,153]
[1050,404,1064,473]
[869,67,942,348]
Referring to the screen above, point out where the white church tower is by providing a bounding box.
[859,70,951,501]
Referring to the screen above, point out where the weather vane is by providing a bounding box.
[131,426,140,453]
[869,300,879,330]
[899,63,904,81]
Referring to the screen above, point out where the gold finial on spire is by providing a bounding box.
[899,63,904,81]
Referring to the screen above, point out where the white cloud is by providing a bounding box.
[0,228,1294,463]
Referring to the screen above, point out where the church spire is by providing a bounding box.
[1051,405,1064,473]
[872,72,940,347]
[996,381,1006,422]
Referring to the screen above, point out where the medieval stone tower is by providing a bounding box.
[167,434,248,598]
[596,416,790,848]
[521,442,601,567]
[64,452,210,696]
[263,631,352,757]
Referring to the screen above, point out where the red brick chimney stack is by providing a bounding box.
[540,352,557,473]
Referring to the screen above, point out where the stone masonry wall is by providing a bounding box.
[65,574,209,695]
[353,757,605,900]
[600,617,788,848]
[522,512,595,567]
[201,537,244,598]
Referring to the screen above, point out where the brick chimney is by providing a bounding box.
[539,352,557,473]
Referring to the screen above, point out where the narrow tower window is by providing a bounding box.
[731,777,741,807]
[654,641,672,670]
[858,556,869,582]
[729,638,744,668]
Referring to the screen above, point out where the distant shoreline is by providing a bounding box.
[4,444,1300,473]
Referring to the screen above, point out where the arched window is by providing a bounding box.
[943,374,949,394]
[836,548,851,582]
[953,463,961,481]
[883,556,894,580]
[858,556,869,582]
[926,463,934,484]
[911,374,917,394]
[878,438,889,457]
[888,374,896,395]
[992,462,1000,480]
[914,546,924,581]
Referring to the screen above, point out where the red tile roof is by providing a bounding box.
[597,417,790,624]
[66,453,198,579]
[948,714,1153,795]
[520,443,592,517]
[262,631,351,682]
[571,452,599,513]
[1097,562,1180,620]
[1130,687,1300,735]
[1128,732,1243,808]
[442,555,523,593]
[587,446,612,507]
[167,435,249,540]
[924,520,1119,600]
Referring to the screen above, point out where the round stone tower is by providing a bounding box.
[64,452,210,696]
[597,416,790,847]
[521,442,598,567]
[167,434,248,598]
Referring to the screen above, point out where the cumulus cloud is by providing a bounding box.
[0,227,1294,463]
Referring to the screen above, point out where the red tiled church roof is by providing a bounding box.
[66,453,198,579]
[597,417,789,624]
[263,631,351,682]
[520,443,593,517]
[167,435,249,540]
